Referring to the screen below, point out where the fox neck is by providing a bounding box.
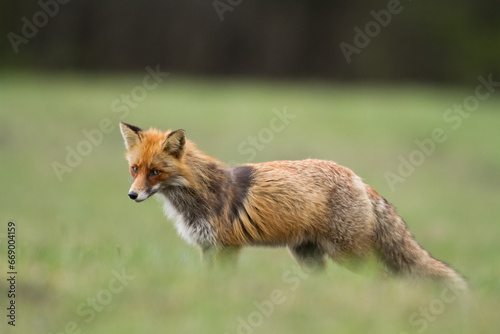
[158,149,230,246]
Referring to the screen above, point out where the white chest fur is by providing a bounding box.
[161,196,216,247]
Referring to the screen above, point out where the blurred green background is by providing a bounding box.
[1,1,500,334]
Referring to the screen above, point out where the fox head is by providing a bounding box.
[120,123,189,202]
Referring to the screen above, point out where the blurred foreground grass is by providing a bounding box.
[0,72,499,334]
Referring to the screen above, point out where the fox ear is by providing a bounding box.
[163,129,186,159]
[120,123,142,150]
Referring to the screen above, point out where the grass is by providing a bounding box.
[0,72,499,334]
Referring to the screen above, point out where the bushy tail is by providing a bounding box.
[367,187,467,290]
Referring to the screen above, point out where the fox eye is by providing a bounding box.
[151,170,161,176]
[131,166,138,173]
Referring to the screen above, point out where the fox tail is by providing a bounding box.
[368,187,467,290]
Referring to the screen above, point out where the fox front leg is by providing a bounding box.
[200,245,218,268]
[200,245,241,268]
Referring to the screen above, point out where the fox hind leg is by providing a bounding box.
[288,241,327,273]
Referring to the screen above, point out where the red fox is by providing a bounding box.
[120,122,466,289]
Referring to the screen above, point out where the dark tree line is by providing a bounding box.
[1,0,499,83]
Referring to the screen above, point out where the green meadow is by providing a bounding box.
[1,72,499,334]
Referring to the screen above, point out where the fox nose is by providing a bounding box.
[128,192,138,200]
